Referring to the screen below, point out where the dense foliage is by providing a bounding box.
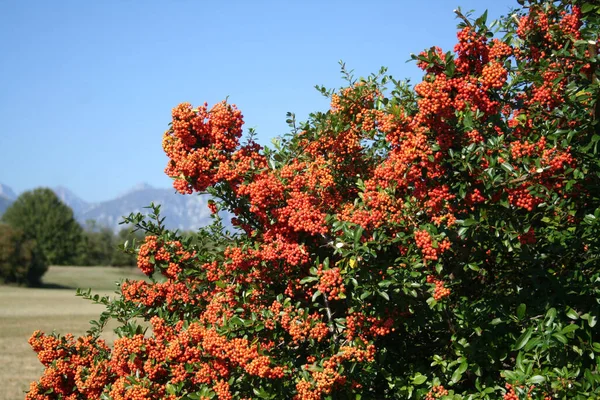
[2,188,83,266]
[0,223,46,286]
[27,1,600,399]
[77,223,145,267]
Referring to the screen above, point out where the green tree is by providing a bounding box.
[0,223,47,286]
[2,188,83,265]
[77,220,116,266]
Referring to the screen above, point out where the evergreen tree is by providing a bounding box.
[2,188,83,265]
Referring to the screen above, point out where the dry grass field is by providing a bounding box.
[0,266,146,400]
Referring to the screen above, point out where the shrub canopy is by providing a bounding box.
[27,1,600,399]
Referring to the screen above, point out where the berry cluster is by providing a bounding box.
[426,385,450,399]
[427,275,451,300]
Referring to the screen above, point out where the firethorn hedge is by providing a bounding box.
[27,1,600,399]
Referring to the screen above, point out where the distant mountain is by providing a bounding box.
[0,183,16,201]
[0,183,16,216]
[53,186,94,216]
[78,183,213,232]
[0,182,216,232]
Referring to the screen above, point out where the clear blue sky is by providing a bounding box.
[0,0,517,202]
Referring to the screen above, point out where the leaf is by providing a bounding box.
[348,258,357,268]
[467,263,480,272]
[519,350,530,368]
[360,291,371,300]
[524,337,542,352]
[228,316,245,327]
[552,333,568,344]
[412,374,427,385]
[527,375,546,384]
[502,370,520,381]
[514,328,533,350]
[561,324,579,335]
[462,218,477,227]
[378,291,390,301]
[566,308,579,320]
[312,290,322,302]
[451,360,468,384]
[353,227,364,246]
[215,280,227,289]
[300,276,318,284]
[501,162,515,174]
[545,308,557,326]
[517,303,526,320]
[581,3,596,13]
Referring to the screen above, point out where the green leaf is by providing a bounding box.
[462,218,477,227]
[561,324,579,335]
[467,263,480,272]
[502,370,520,381]
[545,308,557,326]
[412,374,427,385]
[527,375,546,384]
[215,280,227,288]
[581,3,596,13]
[312,290,322,302]
[516,349,525,368]
[501,162,514,174]
[524,337,542,352]
[517,303,526,320]
[514,328,533,350]
[566,308,579,320]
[451,360,468,384]
[552,333,568,344]
[300,276,318,284]
[378,291,390,301]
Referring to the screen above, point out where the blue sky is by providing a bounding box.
[0,0,517,202]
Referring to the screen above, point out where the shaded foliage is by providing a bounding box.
[0,223,47,286]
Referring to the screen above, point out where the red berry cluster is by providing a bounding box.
[426,385,450,399]
[317,266,345,300]
[427,275,451,300]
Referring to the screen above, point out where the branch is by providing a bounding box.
[454,8,473,29]
[589,42,600,135]
[322,295,341,342]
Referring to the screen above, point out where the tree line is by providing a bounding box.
[0,188,144,286]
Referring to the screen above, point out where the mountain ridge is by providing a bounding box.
[0,183,17,200]
[0,182,214,232]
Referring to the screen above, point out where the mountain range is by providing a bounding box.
[0,182,216,233]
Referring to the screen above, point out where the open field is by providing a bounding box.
[0,266,146,400]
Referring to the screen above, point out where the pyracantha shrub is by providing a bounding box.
[27,1,600,399]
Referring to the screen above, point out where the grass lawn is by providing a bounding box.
[0,266,146,400]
